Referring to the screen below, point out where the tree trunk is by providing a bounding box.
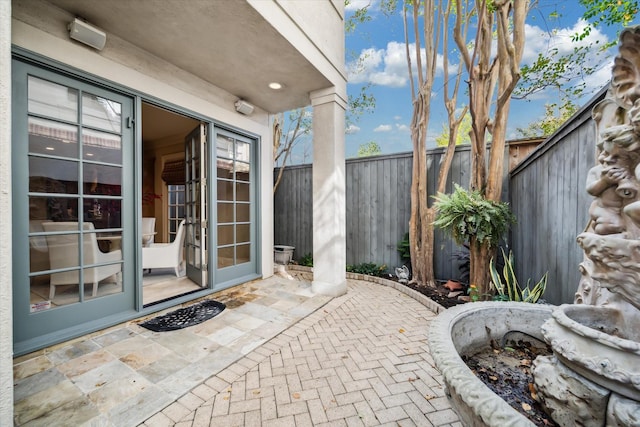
[408,91,436,287]
[469,238,494,300]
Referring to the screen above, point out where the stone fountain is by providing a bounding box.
[429,27,640,427]
[533,26,640,427]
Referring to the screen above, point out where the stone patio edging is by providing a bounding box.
[284,264,446,315]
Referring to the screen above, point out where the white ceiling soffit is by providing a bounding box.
[48,0,332,113]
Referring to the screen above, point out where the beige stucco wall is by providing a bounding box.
[275,0,345,77]
[249,0,347,97]
[11,1,275,283]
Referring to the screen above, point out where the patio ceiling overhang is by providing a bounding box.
[45,0,334,114]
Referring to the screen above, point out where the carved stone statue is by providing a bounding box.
[534,26,640,427]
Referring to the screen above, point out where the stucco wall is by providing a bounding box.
[275,0,345,73]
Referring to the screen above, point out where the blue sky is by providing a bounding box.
[285,1,636,164]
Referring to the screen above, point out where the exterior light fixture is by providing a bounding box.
[234,99,254,115]
[268,82,283,90]
[68,18,106,50]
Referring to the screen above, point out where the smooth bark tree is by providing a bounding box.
[453,0,528,296]
[404,0,471,287]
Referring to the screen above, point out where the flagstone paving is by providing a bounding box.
[14,271,461,426]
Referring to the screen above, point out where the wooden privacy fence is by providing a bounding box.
[274,146,480,282]
[509,88,605,305]
[275,88,604,306]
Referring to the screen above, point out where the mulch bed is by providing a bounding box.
[402,280,468,308]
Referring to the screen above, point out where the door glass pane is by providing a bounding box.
[30,195,78,222]
[236,183,250,202]
[236,141,250,162]
[83,164,122,195]
[217,159,233,179]
[218,203,233,223]
[82,128,122,164]
[29,157,79,194]
[236,204,250,222]
[82,93,121,133]
[28,76,78,121]
[218,225,234,246]
[235,162,250,182]
[236,224,250,243]
[218,247,234,268]
[216,135,234,158]
[236,244,250,264]
[217,180,233,201]
[29,117,79,158]
[84,198,121,229]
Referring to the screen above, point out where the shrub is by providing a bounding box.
[489,248,547,303]
[346,262,387,277]
[299,253,313,267]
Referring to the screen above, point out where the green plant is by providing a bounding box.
[467,284,480,302]
[489,248,548,303]
[299,253,313,267]
[346,262,387,277]
[397,232,411,263]
[433,183,516,249]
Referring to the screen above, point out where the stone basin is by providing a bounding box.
[541,304,640,401]
[429,302,554,427]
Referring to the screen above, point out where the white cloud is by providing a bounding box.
[347,41,457,88]
[345,124,361,134]
[395,123,410,132]
[374,124,392,132]
[345,0,373,12]
[393,115,402,121]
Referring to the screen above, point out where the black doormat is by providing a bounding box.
[140,300,226,332]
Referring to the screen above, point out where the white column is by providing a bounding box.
[311,88,347,297]
[0,1,13,425]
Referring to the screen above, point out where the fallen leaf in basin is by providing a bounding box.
[522,402,532,411]
[399,328,405,333]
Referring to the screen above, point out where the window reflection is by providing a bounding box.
[28,76,78,121]
[82,128,122,164]
[29,117,79,158]
[82,93,121,133]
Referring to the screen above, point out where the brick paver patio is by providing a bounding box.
[141,280,461,427]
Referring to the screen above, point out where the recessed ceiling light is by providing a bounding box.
[268,82,283,90]
[45,147,54,151]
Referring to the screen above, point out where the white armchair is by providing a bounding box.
[43,222,122,300]
[142,220,186,277]
[141,217,156,247]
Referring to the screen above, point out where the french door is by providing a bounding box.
[214,129,257,284]
[184,124,207,286]
[12,59,135,354]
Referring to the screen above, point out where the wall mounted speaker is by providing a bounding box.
[235,100,255,115]
[68,18,106,51]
